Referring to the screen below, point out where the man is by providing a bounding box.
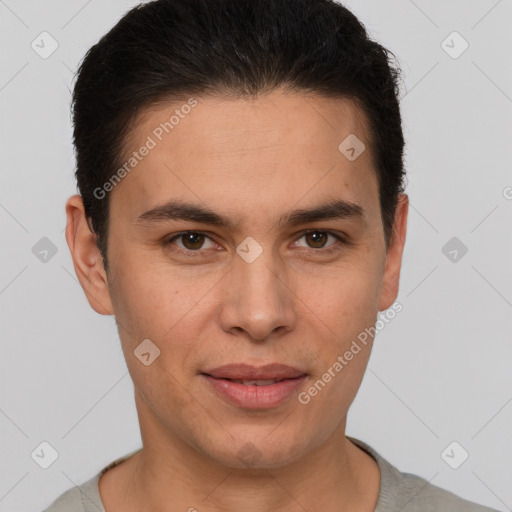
[43,0,499,510]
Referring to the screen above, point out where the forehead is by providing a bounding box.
[129,90,371,156]
[111,89,379,226]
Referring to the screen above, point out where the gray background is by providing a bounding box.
[0,0,511,510]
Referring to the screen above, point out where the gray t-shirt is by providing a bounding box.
[41,436,500,512]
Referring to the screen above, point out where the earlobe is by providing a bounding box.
[65,195,114,316]
[378,193,409,311]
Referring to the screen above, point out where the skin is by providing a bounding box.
[65,88,408,512]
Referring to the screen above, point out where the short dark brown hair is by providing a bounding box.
[71,0,406,271]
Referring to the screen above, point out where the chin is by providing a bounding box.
[200,430,307,470]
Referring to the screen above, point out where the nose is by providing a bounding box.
[217,243,297,342]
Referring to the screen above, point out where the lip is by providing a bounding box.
[202,363,306,381]
[202,374,308,409]
[201,363,308,410]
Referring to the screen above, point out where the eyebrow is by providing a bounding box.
[135,198,366,230]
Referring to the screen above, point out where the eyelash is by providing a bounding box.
[163,230,348,257]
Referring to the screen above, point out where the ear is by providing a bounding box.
[378,193,409,311]
[64,195,114,315]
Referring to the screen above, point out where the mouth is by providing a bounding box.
[200,364,308,409]
[217,378,291,386]
[201,362,307,381]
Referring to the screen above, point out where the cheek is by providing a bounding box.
[294,259,380,403]
[300,259,381,333]
[107,251,195,336]
[108,259,205,412]
[107,252,223,383]
[108,266,164,338]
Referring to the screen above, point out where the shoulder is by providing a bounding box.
[40,473,102,512]
[347,436,500,512]
[41,448,141,512]
[389,467,499,512]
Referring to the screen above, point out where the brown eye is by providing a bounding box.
[295,230,343,251]
[295,229,350,255]
[165,231,216,253]
[180,232,206,250]
[304,231,329,249]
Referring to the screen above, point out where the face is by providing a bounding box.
[66,89,408,469]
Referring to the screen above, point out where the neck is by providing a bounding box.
[99,395,380,512]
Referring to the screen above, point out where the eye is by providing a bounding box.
[165,231,217,255]
[163,229,347,257]
[293,230,346,253]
